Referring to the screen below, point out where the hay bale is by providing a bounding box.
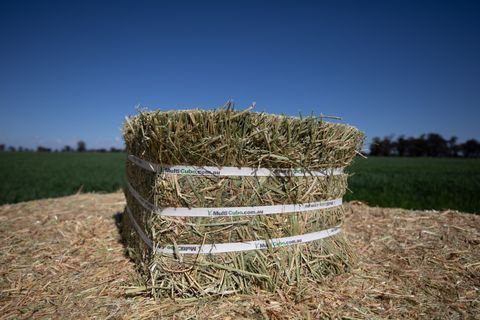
[122,104,364,298]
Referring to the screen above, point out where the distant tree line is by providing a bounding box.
[370,133,480,158]
[0,141,125,153]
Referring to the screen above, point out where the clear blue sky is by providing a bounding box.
[1,0,479,150]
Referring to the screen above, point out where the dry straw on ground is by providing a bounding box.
[0,193,478,319]
[122,104,364,298]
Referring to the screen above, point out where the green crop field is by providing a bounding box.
[345,157,480,213]
[0,153,479,213]
[0,152,126,204]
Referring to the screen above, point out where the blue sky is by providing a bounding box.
[1,0,479,150]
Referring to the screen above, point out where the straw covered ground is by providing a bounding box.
[1,192,479,319]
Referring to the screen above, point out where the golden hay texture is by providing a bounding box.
[122,106,364,169]
[0,192,479,319]
[122,107,365,297]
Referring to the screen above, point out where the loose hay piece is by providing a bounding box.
[122,104,364,298]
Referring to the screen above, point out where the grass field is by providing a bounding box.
[345,157,480,213]
[0,152,126,204]
[0,153,479,213]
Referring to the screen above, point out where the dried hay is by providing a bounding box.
[122,104,364,298]
[122,103,363,169]
[0,193,478,319]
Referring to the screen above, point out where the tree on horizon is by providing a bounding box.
[77,141,86,152]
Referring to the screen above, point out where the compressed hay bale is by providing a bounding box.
[124,105,361,169]
[122,104,364,298]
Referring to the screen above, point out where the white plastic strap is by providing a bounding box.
[128,154,344,177]
[126,181,342,217]
[125,206,341,254]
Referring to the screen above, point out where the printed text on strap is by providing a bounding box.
[125,206,341,254]
[126,181,343,218]
[128,154,345,177]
